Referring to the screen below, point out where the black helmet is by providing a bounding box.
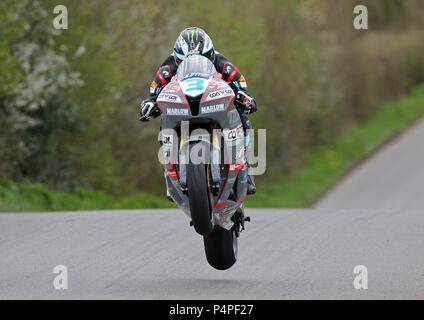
[173,27,215,66]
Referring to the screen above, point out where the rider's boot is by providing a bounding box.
[239,112,256,195]
[247,173,256,195]
[244,142,256,195]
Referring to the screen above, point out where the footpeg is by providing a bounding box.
[244,216,251,222]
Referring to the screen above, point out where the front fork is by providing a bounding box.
[178,125,221,193]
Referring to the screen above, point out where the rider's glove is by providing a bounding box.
[139,99,161,122]
[234,91,257,114]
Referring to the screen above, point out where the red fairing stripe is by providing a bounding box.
[238,193,247,203]
[156,101,187,105]
[225,96,235,111]
[215,202,229,208]
[156,71,167,85]
[216,160,230,203]
[156,103,166,117]
[229,161,244,172]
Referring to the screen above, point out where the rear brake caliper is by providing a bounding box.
[232,206,251,237]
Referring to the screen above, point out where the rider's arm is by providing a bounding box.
[214,52,248,92]
[214,53,257,113]
[147,54,178,102]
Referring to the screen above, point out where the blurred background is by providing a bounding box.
[1,0,424,201]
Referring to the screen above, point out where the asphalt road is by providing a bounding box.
[315,117,424,210]
[1,208,423,299]
[1,119,424,300]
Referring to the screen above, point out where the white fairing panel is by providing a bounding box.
[178,75,211,98]
[176,55,216,98]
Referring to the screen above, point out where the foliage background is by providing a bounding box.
[1,0,424,199]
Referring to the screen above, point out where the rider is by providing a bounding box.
[139,27,257,195]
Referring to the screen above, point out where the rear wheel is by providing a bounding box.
[203,227,238,270]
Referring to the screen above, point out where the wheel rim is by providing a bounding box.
[232,230,238,260]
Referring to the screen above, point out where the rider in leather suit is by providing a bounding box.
[140,27,257,195]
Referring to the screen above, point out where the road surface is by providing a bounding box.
[315,117,424,210]
[1,119,424,299]
[0,208,423,299]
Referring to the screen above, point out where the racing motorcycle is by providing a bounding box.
[157,54,251,270]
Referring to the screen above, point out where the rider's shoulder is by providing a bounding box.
[161,53,177,67]
[214,51,232,70]
[159,53,178,74]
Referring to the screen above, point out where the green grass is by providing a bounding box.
[245,84,424,208]
[2,85,424,212]
[0,179,174,212]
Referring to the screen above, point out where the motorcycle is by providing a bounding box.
[157,54,251,270]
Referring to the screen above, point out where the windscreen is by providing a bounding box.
[176,54,216,79]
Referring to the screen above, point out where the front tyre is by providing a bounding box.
[187,160,213,236]
[203,227,238,270]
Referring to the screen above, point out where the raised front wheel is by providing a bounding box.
[187,159,213,236]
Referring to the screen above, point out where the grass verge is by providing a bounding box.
[0,179,174,212]
[2,85,424,212]
[245,84,424,208]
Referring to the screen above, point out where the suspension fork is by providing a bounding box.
[179,122,189,193]
[211,127,221,190]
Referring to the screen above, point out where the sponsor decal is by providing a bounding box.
[218,215,234,230]
[224,124,244,141]
[167,107,189,116]
[162,134,173,145]
[209,89,233,98]
[156,70,167,85]
[150,81,158,94]
[157,93,183,104]
[227,69,238,82]
[201,103,225,114]
[203,89,234,103]
[235,147,245,159]
[182,73,209,80]
[229,161,244,172]
[166,169,178,178]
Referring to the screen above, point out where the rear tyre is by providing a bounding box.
[203,227,238,270]
[187,160,213,236]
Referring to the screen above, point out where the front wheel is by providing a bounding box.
[187,160,213,236]
[203,227,238,270]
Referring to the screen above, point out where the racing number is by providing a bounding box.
[185,78,205,92]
